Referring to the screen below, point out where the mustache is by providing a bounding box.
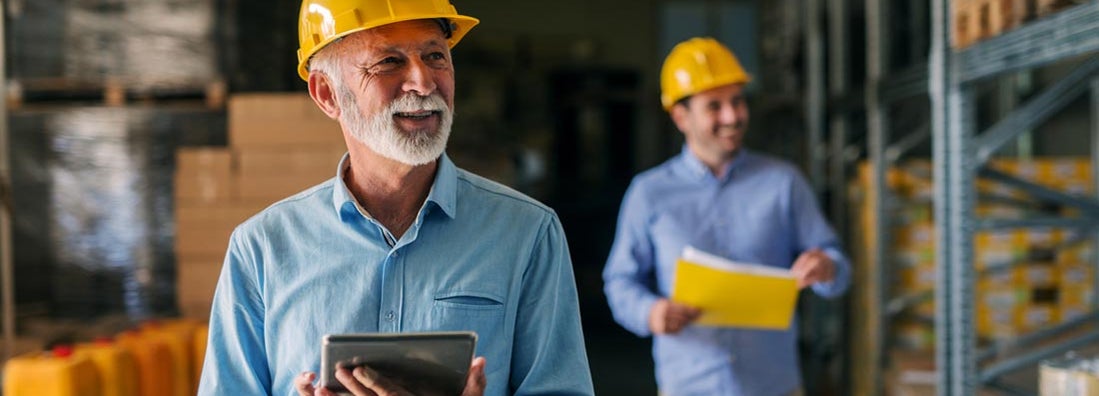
[389,93,448,113]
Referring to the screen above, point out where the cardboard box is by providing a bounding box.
[975,203,1026,219]
[892,322,935,351]
[229,93,345,148]
[1061,285,1094,306]
[1040,358,1099,396]
[1044,158,1091,184]
[1019,303,1058,331]
[0,337,45,356]
[176,202,261,228]
[175,147,233,203]
[1018,263,1059,287]
[175,173,233,203]
[1059,301,1091,322]
[893,223,935,250]
[234,173,330,203]
[1058,245,1093,264]
[887,350,936,396]
[175,219,236,256]
[976,285,1027,339]
[176,256,224,321]
[898,258,936,291]
[1026,228,1064,248]
[1038,0,1083,17]
[1058,262,1094,287]
[953,0,978,48]
[177,147,232,175]
[974,247,1020,271]
[235,146,345,179]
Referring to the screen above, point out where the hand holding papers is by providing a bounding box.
[670,246,798,330]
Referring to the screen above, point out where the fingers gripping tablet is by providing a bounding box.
[320,332,477,395]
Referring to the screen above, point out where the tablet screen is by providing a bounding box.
[320,332,477,395]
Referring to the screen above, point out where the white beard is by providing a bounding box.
[338,88,452,166]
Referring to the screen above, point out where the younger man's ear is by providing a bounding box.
[669,103,690,133]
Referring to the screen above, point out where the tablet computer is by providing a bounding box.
[320,331,477,395]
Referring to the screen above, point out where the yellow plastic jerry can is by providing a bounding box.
[192,323,209,388]
[3,345,103,396]
[75,339,140,396]
[141,319,198,396]
[116,330,175,396]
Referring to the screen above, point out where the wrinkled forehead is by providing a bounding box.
[334,19,449,53]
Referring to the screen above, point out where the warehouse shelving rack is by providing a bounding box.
[806,0,1099,394]
[0,2,15,361]
[805,1,874,394]
[803,1,856,394]
[929,1,1099,394]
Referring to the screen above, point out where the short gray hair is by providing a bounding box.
[307,37,347,91]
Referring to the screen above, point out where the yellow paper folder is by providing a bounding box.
[670,247,798,330]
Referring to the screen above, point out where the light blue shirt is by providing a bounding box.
[603,148,850,396]
[198,154,594,396]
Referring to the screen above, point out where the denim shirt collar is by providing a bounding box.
[331,153,458,222]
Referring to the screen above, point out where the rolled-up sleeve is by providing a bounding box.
[788,172,851,298]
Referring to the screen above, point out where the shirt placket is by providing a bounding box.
[715,180,738,259]
[699,178,728,253]
[378,247,404,332]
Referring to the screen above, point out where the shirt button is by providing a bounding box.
[392,251,399,257]
[385,311,395,321]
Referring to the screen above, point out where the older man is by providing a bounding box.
[197,1,594,395]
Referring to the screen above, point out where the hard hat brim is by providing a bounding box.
[661,76,752,111]
[297,14,479,81]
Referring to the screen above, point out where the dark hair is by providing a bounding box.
[674,95,692,109]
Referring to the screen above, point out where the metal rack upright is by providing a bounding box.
[929,1,1099,394]
[807,0,1099,394]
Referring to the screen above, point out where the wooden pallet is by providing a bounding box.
[956,0,1028,48]
[6,78,226,109]
[1037,0,1083,17]
[954,0,978,49]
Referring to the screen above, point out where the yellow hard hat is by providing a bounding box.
[660,37,751,111]
[297,0,480,81]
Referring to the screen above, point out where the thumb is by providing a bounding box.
[294,371,317,396]
[462,357,487,396]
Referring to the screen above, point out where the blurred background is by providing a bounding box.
[3,0,1099,395]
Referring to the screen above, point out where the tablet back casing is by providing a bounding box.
[320,332,477,395]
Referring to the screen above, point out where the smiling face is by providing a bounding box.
[670,83,750,171]
[314,19,456,166]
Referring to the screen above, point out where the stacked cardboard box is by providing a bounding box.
[174,93,345,320]
[886,350,937,396]
[952,0,1080,50]
[854,158,1097,349]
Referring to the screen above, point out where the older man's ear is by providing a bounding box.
[308,72,342,120]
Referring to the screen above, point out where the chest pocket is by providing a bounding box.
[432,290,506,373]
[435,291,503,310]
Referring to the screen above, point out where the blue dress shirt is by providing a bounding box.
[198,154,594,396]
[603,148,851,396]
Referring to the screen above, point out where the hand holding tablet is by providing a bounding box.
[319,332,479,396]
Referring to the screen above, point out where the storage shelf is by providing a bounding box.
[814,0,1099,394]
[956,2,1099,83]
[881,64,928,103]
